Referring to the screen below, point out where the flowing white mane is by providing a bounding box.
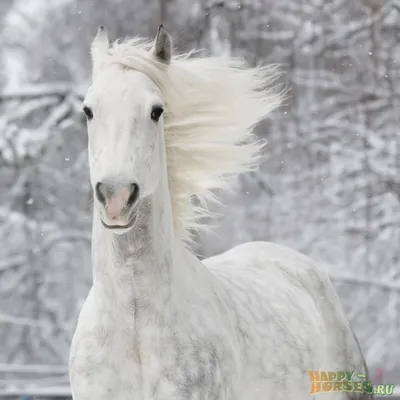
[105,38,282,244]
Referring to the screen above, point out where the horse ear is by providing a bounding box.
[152,25,172,64]
[91,26,110,75]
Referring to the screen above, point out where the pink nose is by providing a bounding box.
[95,182,139,219]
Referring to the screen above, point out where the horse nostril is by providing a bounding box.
[95,182,106,205]
[127,183,140,207]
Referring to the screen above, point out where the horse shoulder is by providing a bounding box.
[69,287,142,399]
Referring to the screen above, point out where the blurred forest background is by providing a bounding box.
[0,0,399,392]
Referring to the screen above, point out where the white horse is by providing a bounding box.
[69,25,372,400]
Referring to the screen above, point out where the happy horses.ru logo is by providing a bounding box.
[308,370,395,396]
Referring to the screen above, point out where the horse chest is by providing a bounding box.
[70,290,239,400]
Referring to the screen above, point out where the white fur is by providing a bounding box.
[69,28,370,400]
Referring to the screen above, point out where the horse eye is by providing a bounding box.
[151,106,164,122]
[83,106,93,120]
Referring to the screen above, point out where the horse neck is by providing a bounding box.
[91,154,183,310]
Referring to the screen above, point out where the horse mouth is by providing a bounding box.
[101,213,137,231]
